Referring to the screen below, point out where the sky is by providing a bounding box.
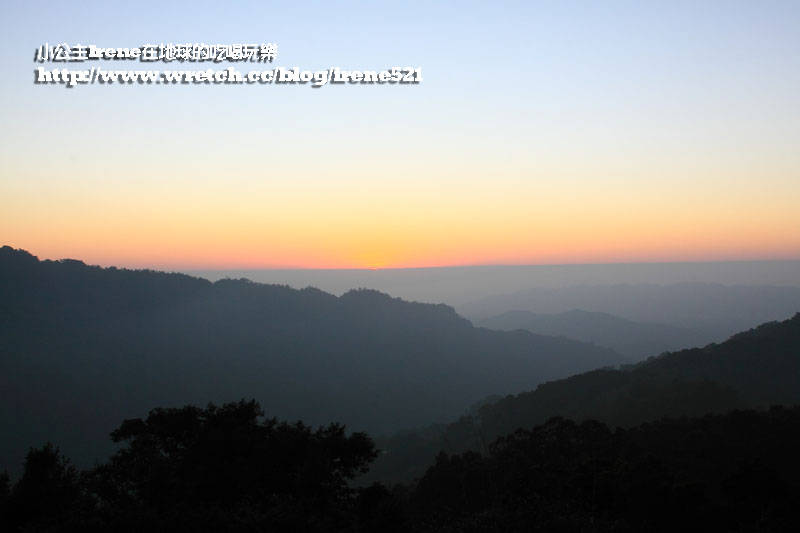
[1,0,799,269]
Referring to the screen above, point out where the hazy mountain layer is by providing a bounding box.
[477,309,709,359]
[191,261,800,306]
[0,246,623,472]
[459,283,800,340]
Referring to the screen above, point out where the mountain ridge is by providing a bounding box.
[477,308,710,359]
[0,246,624,473]
[367,312,800,483]
[459,283,800,338]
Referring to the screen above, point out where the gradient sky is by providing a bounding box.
[1,1,799,269]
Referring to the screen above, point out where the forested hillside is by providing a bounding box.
[369,313,800,482]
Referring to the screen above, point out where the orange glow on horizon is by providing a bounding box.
[3,163,798,271]
[4,236,799,272]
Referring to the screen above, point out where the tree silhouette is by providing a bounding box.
[0,470,9,530]
[3,443,92,531]
[407,408,800,531]
[87,399,378,531]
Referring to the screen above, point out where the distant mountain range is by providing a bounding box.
[191,261,800,307]
[477,309,709,359]
[0,246,624,473]
[459,283,800,342]
[368,312,800,483]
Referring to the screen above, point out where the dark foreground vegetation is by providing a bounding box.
[1,400,378,532]
[3,403,800,532]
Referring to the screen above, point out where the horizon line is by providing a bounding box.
[5,245,800,272]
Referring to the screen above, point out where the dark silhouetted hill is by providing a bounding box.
[0,246,624,473]
[368,312,800,483]
[477,309,707,359]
